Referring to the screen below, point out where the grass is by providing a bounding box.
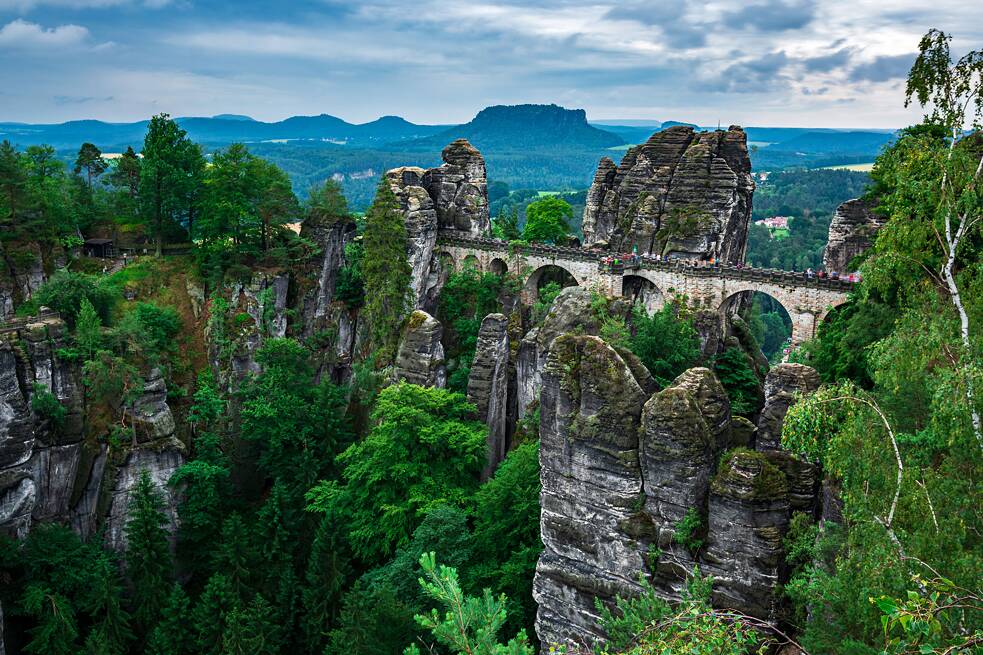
[822,162,875,172]
[771,228,790,240]
[607,144,635,151]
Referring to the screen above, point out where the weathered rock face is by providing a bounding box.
[208,272,291,387]
[422,139,490,235]
[534,335,649,647]
[582,126,754,264]
[386,166,443,312]
[535,342,822,648]
[385,139,490,312]
[467,314,510,477]
[104,447,184,552]
[300,217,358,334]
[822,198,885,273]
[516,287,600,420]
[703,450,790,619]
[0,315,183,549]
[0,242,63,320]
[394,310,446,388]
[756,363,820,451]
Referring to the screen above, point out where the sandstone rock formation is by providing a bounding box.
[394,310,446,388]
[756,363,821,451]
[387,166,442,311]
[516,287,599,419]
[822,198,885,273]
[703,449,790,619]
[582,126,754,264]
[422,139,490,234]
[0,316,182,547]
[385,139,490,313]
[534,335,649,647]
[467,314,510,477]
[300,216,358,333]
[534,341,823,648]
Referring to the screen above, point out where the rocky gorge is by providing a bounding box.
[0,125,875,652]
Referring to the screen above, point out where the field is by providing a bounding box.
[822,162,875,172]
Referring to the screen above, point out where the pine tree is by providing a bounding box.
[74,142,108,190]
[300,513,353,652]
[361,180,411,362]
[193,573,237,655]
[75,296,103,361]
[255,482,300,631]
[124,469,172,636]
[21,584,79,655]
[223,595,283,655]
[211,513,255,601]
[147,583,193,655]
[83,551,134,655]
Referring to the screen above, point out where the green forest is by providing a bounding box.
[0,29,980,655]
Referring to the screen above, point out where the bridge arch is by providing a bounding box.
[437,250,456,272]
[489,257,508,276]
[622,275,665,314]
[817,296,850,326]
[523,264,579,301]
[462,253,481,271]
[718,286,814,346]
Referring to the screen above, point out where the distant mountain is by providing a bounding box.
[400,104,625,151]
[212,114,255,121]
[0,113,448,150]
[660,121,700,129]
[763,130,895,154]
[590,119,662,127]
[591,124,658,145]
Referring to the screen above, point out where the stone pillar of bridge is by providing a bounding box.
[595,270,622,299]
[789,311,817,346]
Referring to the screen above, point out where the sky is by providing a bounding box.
[0,0,980,128]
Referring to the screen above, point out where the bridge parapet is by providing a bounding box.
[435,230,853,344]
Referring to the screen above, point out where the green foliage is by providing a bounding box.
[521,196,573,244]
[82,349,142,412]
[223,594,283,655]
[21,584,80,655]
[438,266,510,393]
[673,508,705,555]
[597,569,766,655]
[872,574,983,655]
[468,442,543,637]
[404,552,534,655]
[75,296,104,359]
[798,298,895,387]
[362,180,412,361]
[326,582,418,655]
[299,512,353,653]
[31,382,66,430]
[140,113,205,255]
[124,469,172,636]
[192,572,237,655]
[627,304,700,387]
[712,348,762,416]
[335,240,366,309]
[307,382,487,564]
[147,584,193,655]
[240,337,353,495]
[492,206,522,241]
[531,281,563,324]
[31,269,117,328]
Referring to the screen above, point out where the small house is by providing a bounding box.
[83,238,115,258]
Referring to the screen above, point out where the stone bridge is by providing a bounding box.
[436,232,854,345]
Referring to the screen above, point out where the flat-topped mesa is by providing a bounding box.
[582,125,754,265]
[822,198,885,273]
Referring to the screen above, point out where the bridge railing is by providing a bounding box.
[436,231,855,292]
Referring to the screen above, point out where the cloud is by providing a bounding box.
[0,19,89,48]
[709,50,791,92]
[850,53,915,82]
[722,0,817,32]
[604,0,708,49]
[801,47,853,72]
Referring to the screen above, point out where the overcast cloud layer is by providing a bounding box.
[0,0,980,128]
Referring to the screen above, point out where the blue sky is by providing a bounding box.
[0,0,980,128]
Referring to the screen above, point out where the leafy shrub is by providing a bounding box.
[31,383,66,430]
[712,348,761,416]
[627,304,700,387]
[31,270,118,328]
[335,241,365,309]
[673,508,705,555]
